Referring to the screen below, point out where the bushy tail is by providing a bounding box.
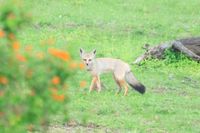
[125,71,145,94]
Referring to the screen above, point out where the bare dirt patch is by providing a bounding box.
[47,120,122,133]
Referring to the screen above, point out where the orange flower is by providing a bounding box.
[25,45,33,51]
[0,29,5,38]
[48,48,70,61]
[36,52,44,60]
[69,62,78,69]
[29,90,35,96]
[80,80,87,88]
[7,13,16,20]
[12,41,20,51]
[8,33,15,40]
[79,63,85,70]
[47,38,55,45]
[51,76,60,85]
[16,54,26,62]
[0,91,4,97]
[52,93,65,102]
[0,112,4,117]
[0,76,8,85]
[50,88,58,93]
[27,124,34,131]
[40,40,46,45]
[63,84,68,90]
[26,69,33,78]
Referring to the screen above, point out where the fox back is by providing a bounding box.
[80,48,130,74]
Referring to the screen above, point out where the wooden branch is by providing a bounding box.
[133,41,173,64]
[172,41,200,61]
[133,37,200,64]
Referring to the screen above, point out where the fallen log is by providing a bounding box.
[133,37,200,64]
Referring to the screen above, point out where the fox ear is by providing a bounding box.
[92,49,96,55]
[80,48,84,56]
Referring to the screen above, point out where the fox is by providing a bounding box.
[80,48,146,96]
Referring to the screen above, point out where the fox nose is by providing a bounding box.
[86,63,89,66]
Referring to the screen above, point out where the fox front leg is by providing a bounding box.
[92,82,105,91]
[96,76,102,92]
[89,76,97,93]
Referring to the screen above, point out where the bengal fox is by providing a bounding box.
[80,48,146,96]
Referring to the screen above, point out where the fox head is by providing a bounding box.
[80,48,96,71]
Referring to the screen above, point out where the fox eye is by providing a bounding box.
[88,59,92,61]
[83,59,87,61]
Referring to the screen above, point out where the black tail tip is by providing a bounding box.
[132,84,146,94]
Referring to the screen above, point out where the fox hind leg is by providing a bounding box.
[116,80,122,94]
[123,82,129,96]
[118,80,128,96]
[114,71,128,96]
[113,75,122,94]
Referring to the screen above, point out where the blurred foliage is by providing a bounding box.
[163,48,190,64]
[139,47,193,67]
[0,1,84,132]
[0,0,30,37]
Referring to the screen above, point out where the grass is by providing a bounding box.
[20,0,200,132]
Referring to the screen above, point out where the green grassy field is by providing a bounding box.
[21,0,200,132]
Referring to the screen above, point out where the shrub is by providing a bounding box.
[0,1,83,132]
